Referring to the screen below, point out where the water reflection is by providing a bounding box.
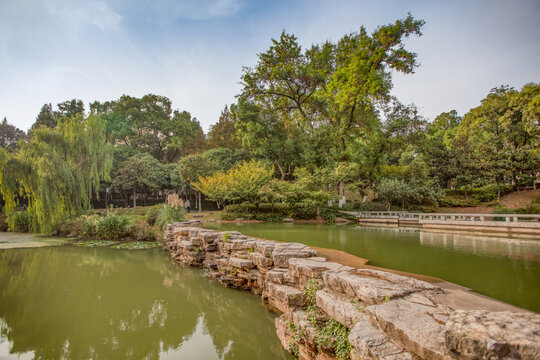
[418,231,540,262]
[0,247,292,360]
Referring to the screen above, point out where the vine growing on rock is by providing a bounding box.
[302,279,352,360]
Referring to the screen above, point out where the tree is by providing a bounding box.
[0,115,113,233]
[235,99,305,180]
[239,14,425,199]
[112,153,166,207]
[193,160,273,206]
[207,105,242,150]
[32,103,56,129]
[92,95,206,162]
[178,154,219,210]
[455,84,540,197]
[0,118,26,151]
[203,147,249,171]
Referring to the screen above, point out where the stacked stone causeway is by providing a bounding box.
[163,223,540,360]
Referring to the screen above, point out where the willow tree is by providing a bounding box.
[0,115,113,233]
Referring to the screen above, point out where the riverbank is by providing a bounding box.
[163,223,540,360]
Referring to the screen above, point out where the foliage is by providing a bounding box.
[207,105,243,150]
[145,204,163,226]
[155,204,186,231]
[0,115,113,233]
[112,153,166,207]
[91,94,206,162]
[221,203,339,222]
[441,185,514,207]
[12,211,30,232]
[96,214,131,239]
[0,118,26,151]
[301,279,351,360]
[193,160,273,206]
[376,178,443,210]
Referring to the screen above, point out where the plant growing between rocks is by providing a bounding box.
[302,279,352,360]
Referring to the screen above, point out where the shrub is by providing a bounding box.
[221,203,339,222]
[97,214,131,239]
[145,204,162,226]
[129,221,157,241]
[12,211,31,232]
[155,204,186,231]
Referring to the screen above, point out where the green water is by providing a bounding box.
[0,245,293,360]
[204,223,540,312]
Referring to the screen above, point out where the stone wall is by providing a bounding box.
[163,223,540,360]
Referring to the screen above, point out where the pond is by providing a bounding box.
[0,242,293,360]
[204,223,540,313]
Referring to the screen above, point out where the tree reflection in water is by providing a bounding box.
[0,246,292,360]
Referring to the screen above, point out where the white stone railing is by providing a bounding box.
[347,211,540,227]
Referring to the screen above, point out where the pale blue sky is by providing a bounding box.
[1,0,539,131]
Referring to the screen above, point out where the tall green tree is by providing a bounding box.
[0,115,113,233]
[207,105,242,150]
[112,153,166,207]
[0,118,26,151]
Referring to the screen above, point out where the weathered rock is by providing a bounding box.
[223,238,258,252]
[266,268,289,284]
[444,310,540,360]
[249,252,274,270]
[272,243,317,268]
[266,282,305,313]
[323,268,439,305]
[349,315,413,360]
[366,294,451,360]
[254,240,276,257]
[289,258,344,287]
[228,257,255,269]
[315,290,363,329]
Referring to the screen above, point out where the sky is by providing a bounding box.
[0,0,539,132]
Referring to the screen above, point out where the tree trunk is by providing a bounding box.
[133,188,137,208]
[198,192,202,212]
[496,181,501,201]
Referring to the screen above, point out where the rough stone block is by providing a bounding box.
[323,268,438,305]
[444,310,540,360]
[266,269,289,284]
[228,257,255,269]
[272,243,317,268]
[366,295,450,360]
[249,252,274,269]
[349,316,413,360]
[267,283,305,313]
[289,258,344,282]
[315,290,363,328]
[254,240,277,257]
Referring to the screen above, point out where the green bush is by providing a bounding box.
[439,195,480,207]
[443,185,513,206]
[221,203,339,222]
[145,204,162,226]
[130,221,157,241]
[79,215,99,237]
[155,205,186,231]
[12,211,31,232]
[97,214,131,239]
